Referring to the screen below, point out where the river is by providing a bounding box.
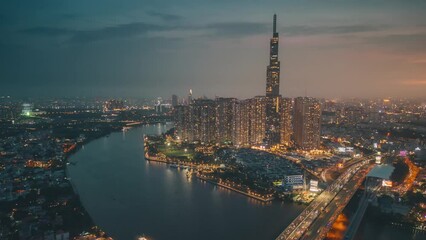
[67,124,303,240]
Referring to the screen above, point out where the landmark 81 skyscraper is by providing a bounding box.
[265,14,281,145]
[266,14,280,97]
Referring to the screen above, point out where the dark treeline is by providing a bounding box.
[390,159,409,184]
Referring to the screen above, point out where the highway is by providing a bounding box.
[300,163,373,240]
[321,157,365,183]
[275,157,373,240]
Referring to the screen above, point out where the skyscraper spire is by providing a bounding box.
[273,14,277,34]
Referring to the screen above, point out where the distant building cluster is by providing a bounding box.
[154,97,172,113]
[174,15,322,150]
[103,99,125,112]
[21,103,33,116]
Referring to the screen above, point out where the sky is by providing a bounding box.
[1,0,426,99]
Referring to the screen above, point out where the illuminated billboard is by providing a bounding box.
[273,180,283,187]
[375,156,382,164]
[310,180,319,192]
[337,147,355,153]
[382,180,392,187]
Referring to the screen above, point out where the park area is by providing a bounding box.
[157,143,195,160]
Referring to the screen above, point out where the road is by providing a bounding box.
[275,157,373,240]
[300,163,372,240]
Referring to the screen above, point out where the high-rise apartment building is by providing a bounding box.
[215,97,237,144]
[234,97,266,146]
[172,94,178,107]
[293,97,321,150]
[234,99,250,146]
[280,97,293,146]
[175,105,191,141]
[190,99,216,143]
[249,96,266,145]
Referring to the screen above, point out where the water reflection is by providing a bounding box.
[326,214,348,240]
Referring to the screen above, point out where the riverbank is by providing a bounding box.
[197,175,275,202]
[62,126,128,238]
[145,151,275,202]
[64,122,168,238]
[144,151,197,168]
[0,122,131,239]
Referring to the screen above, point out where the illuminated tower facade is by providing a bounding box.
[175,105,191,141]
[293,97,321,150]
[215,97,237,144]
[234,97,265,146]
[266,14,280,97]
[249,96,266,145]
[187,89,193,105]
[235,99,250,146]
[265,14,281,145]
[191,99,216,143]
[280,97,293,146]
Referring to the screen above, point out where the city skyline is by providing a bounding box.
[1,1,426,98]
[174,16,320,150]
[1,2,425,240]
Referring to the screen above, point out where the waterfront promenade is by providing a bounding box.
[145,151,274,202]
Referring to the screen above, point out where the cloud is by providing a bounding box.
[70,22,173,43]
[203,22,387,38]
[361,32,426,52]
[282,25,387,36]
[21,27,75,36]
[146,11,183,22]
[399,80,426,85]
[412,59,426,64]
[20,20,391,43]
[21,22,179,43]
[206,22,269,37]
[368,32,426,43]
